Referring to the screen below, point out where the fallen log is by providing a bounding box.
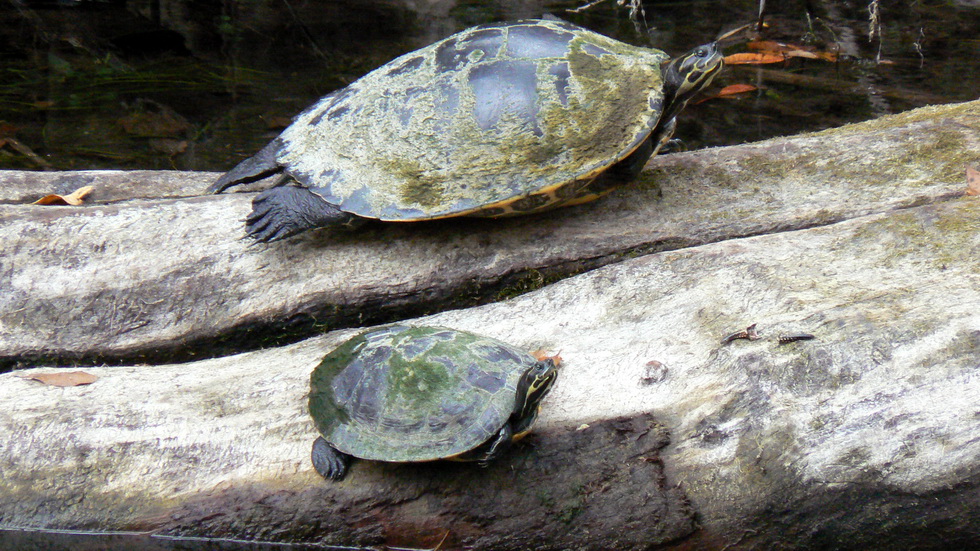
[2,100,978,368]
[0,170,211,204]
[1,196,978,549]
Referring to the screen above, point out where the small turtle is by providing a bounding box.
[308,325,559,480]
[209,19,724,242]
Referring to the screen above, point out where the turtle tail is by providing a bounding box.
[207,138,284,194]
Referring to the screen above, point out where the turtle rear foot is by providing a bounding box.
[312,437,352,480]
[245,185,362,242]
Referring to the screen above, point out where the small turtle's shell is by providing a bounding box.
[308,325,539,462]
[277,19,668,221]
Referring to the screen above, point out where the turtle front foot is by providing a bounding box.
[245,185,358,242]
[312,437,352,480]
[659,138,687,154]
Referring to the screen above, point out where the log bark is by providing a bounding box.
[0,169,214,204]
[1,194,979,549]
[2,100,978,368]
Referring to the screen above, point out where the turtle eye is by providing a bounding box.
[695,46,708,58]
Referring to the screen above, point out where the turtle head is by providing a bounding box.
[511,357,560,433]
[661,42,724,121]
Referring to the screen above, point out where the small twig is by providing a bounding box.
[0,137,53,170]
[868,0,883,63]
[721,323,761,344]
[778,334,816,344]
[913,27,925,69]
[566,0,608,13]
[430,529,451,551]
[280,0,329,62]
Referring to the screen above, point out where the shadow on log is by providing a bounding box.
[155,414,693,550]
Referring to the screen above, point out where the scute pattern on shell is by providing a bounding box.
[308,325,539,462]
[277,19,669,220]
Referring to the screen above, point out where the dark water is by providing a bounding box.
[1,0,978,174]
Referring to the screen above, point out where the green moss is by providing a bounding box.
[736,153,793,181]
[391,158,449,208]
[198,393,250,418]
[852,200,980,270]
[733,422,800,486]
[804,100,979,140]
[495,268,570,301]
[385,347,452,409]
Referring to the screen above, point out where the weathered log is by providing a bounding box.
[0,170,213,204]
[1,196,978,549]
[2,100,978,368]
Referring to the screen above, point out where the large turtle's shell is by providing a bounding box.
[308,325,540,462]
[276,19,669,221]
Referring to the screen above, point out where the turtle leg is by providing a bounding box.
[207,139,284,194]
[649,116,678,156]
[475,423,515,468]
[245,185,365,242]
[311,437,352,480]
[572,133,657,202]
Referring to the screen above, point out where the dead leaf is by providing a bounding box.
[718,84,759,96]
[33,186,94,206]
[785,49,820,60]
[817,51,839,63]
[746,40,783,51]
[967,166,980,196]
[725,52,786,65]
[0,121,18,138]
[149,138,188,155]
[532,349,562,366]
[118,100,190,138]
[746,41,838,62]
[21,371,99,387]
[266,116,293,130]
[695,84,759,104]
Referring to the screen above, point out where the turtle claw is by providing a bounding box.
[244,185,358,242]
[312,437,351,480]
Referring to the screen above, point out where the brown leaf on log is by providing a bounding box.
[21,371,99,387]
[33,185,94,206]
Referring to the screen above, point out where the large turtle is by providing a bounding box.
[308,325,559,480]
[209,19,724,242]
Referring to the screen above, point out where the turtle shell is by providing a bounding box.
[308,325,541,462]
[276,19,669,221]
